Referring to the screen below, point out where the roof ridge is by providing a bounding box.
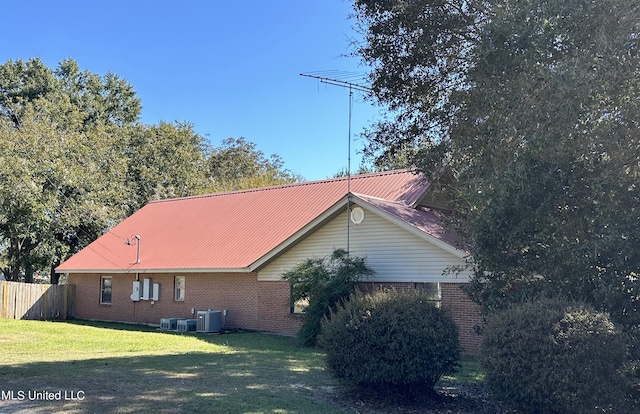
[149,169,416,204]
[352,192,404,205]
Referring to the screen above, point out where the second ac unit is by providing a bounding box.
[177,318,198,332]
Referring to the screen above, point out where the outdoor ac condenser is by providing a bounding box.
[196,310,222,333]
[160,318,181,330]
[177,318,198,332]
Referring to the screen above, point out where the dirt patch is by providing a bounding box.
[309,382,514,414]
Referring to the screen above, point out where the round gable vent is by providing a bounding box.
[350,206,365,225]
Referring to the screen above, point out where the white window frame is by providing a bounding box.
[174,276,185,301]
[100,276,112,305]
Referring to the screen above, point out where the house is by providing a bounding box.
[56,169,482,351]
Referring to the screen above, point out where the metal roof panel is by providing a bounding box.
[56,170,433,272]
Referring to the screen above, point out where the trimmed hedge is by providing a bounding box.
[319,289,460,395]
[482,297,632,413]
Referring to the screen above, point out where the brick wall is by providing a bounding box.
[257,280,303,336]
[440,283,482,353]
[69,272,260,330]
[69,274,482,352]
[356,281,482,353]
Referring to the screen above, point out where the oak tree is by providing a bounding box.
[353,0,640,331]
[207,137,301,192]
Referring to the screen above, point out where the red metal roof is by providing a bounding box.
[56,170,441,273]
[352,193,466,255]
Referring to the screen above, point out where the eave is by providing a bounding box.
[56,267,253,275]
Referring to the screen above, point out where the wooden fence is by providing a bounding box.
[0,281,74,320]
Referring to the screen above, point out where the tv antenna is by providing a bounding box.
[300,71,372,252]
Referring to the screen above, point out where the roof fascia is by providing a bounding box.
[349,194,467,259]
[56,267,253,275]
[249,195,349,271]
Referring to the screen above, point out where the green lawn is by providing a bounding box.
[0,319,484,413]
[0,319,340,413]
[441,354,485,384]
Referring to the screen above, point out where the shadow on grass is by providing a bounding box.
[65,318,165,332]
[1,320,493,414]
[0,322,341,414]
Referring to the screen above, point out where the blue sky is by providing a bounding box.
[3,1,381,181]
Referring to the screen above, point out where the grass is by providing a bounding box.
[441,354,485,384]
[0,319,484,413]
[0,319,338,413]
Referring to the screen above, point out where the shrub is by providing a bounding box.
[319,289,460,396]
[482,297,632,413]
[282,249,374,346]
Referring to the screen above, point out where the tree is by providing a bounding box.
[207,138,301,192]
[0,58,141,283]
[353,0,488,170]
[0,58,160,282]
[353,1,640,331]
[283,249,374,346]
[124,121,211,212]
[0,57,141,283]
[0,57,141,128]
[0,99,129,282]
[0,58,301,283]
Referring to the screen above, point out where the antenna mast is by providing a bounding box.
[300,72,372,253]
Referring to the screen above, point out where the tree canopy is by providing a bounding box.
[353,0,640,330]
[0,99,130,282]
[0,58,300,283]
[0,57,141,128]
[207,138,301,192]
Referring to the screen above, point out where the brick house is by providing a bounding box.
[56,170,482,351]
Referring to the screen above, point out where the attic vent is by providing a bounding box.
[350,207,365,225]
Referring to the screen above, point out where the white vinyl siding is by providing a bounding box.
[259,206,470,282]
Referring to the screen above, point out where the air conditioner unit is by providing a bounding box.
[160,318,181,330]
[177,318,198,332]
[197,310,222,333]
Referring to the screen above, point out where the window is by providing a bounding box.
[100,276,112,304]
[415,282,441,306]
[174,276,185,301]
[291,297,309,314]
[289,282,309,314]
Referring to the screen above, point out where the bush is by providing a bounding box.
[319,289,460,396]
[283,249,374,346]
[482,297,632,413]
